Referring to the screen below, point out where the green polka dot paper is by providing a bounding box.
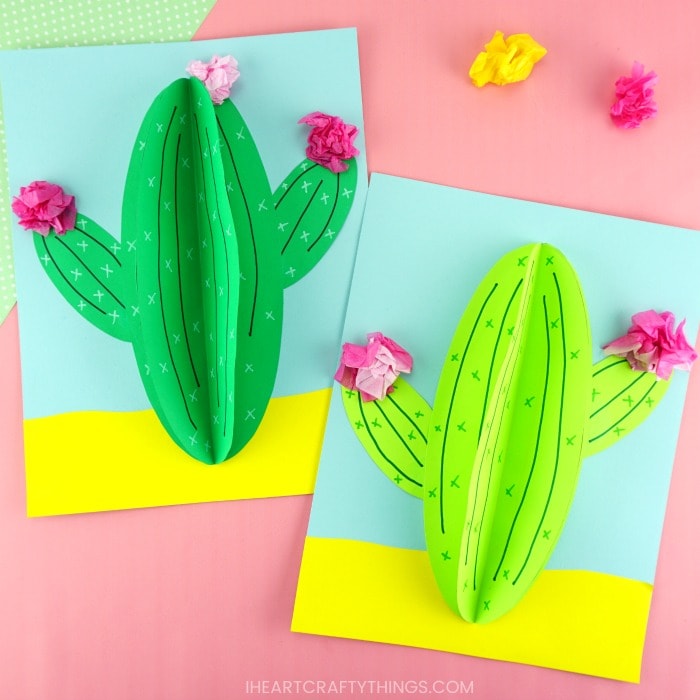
[0,0,216,326]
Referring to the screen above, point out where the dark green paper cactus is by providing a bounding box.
[341,243,671,623]
[32,76,358,464]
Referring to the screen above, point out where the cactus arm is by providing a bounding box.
[273,157,358,287]
[423,243,592,623]
[584,356,670,457]
[340,377,431,499]
[33,216,130,342]
[122,78,240,464]
[214,97,283,459]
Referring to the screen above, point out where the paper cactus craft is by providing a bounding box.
[25,73,358,464]
[340,243,674,623]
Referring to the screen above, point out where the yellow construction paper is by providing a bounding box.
[469,31,547,87]
[24,389,331,516]
[292,537,652,682]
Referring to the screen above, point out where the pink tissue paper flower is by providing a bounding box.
[603,310,696,380]
[335,332,413,402]
[11,180,76,236]
[298,112,359,173]
[186,54,240,105]
[610,61,658,129]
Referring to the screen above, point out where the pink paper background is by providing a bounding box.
[2,1,699,698]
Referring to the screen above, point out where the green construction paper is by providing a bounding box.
[585,356,670,457]
[274,158,358,287]
[0,0,216,326]
[420,242,592,623]
[33,216,129,342]
[340,377,431,499]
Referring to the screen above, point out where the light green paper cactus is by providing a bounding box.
[33,76,358,464]
[341,242,670,623]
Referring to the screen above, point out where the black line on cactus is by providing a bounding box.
[274,161,320,209]
[386,392,428,443]
[40,237,106,314]
[74,225,122,266]
[592,357,627,376]
[438,283,498,534]
[468,281,523,587]
[280,181,322,256]
[515,272,568,585]
[308,173,340,251]
[205,125,233,428]
[588,381,656,444]
[174,132,200,389]
[493,293,552,583]
[218,115,259,337]
[590,371,647,419]
[374,400,424,471]
[53,236,125,309]
[158,105,196,430]
[358,394,421,488]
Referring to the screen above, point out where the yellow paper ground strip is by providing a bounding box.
[24,388,331,516]
[292,537,652,682]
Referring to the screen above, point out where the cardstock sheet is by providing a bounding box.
[0,28,367,515]
[292,173,700,682]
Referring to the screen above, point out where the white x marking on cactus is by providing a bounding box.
[212,211,218,221]
[218,356,224,366]
[258,200,267,211]
[245,409,256,421]
[202,239,208,249]
[109,310,119,324]
[301,162,309,171]
[173,334,181,344]
[324,229,336,239]
[265,311,275,321]
[213,414,220,425]
[226,182,234,192]
[148,293,157,305]
[77,240,88,252]
[203,149,209,159]
[204,440,211,451]
[139,140,146,151]
[198,191,205,203]
[205,278,211,288]
[236,127,245,140]
[212,141,219,154]
[77,218,87,228]
[187,248,194,260]
[229,329,235,340]
[70,268,82,281]
[131,306,140,316]
[218,286,224,297]
[342,188,353,199]
[148,177,156,188]
[100,264,114,278]
[285,267,296,278]
[278,222,288,232]
[281,183,288,190]
[77,300,87,311]
[144,231,152,242]
[239,273,247,281]
[209,332,214,342]
[192,321,201,333]
[189,389,197,402]
[189,433,198,446]
[228,392,233,403]
[181,157,190,169]
[93,290,104,303]
[40,254,51,266]
[127,240,136,252]
[165,259,173,272]
[300,231,310,242]
[156,123,163,133]
[210,368,215,379]
[320,192,329,204]
[110,243,120,255]
[301,180,312,193]
[164,201,172,212]
[179,114,187,125]
[225,226,232,237]
[245,364,253,373]
[159,363,168,373]
[145,364,151,375]
[198,98,202,107]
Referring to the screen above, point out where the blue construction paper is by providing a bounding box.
[308,173,700,585]
[0,29,366,418]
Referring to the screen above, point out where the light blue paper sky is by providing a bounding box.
[0,29,366,417]
[308,173,700,584]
